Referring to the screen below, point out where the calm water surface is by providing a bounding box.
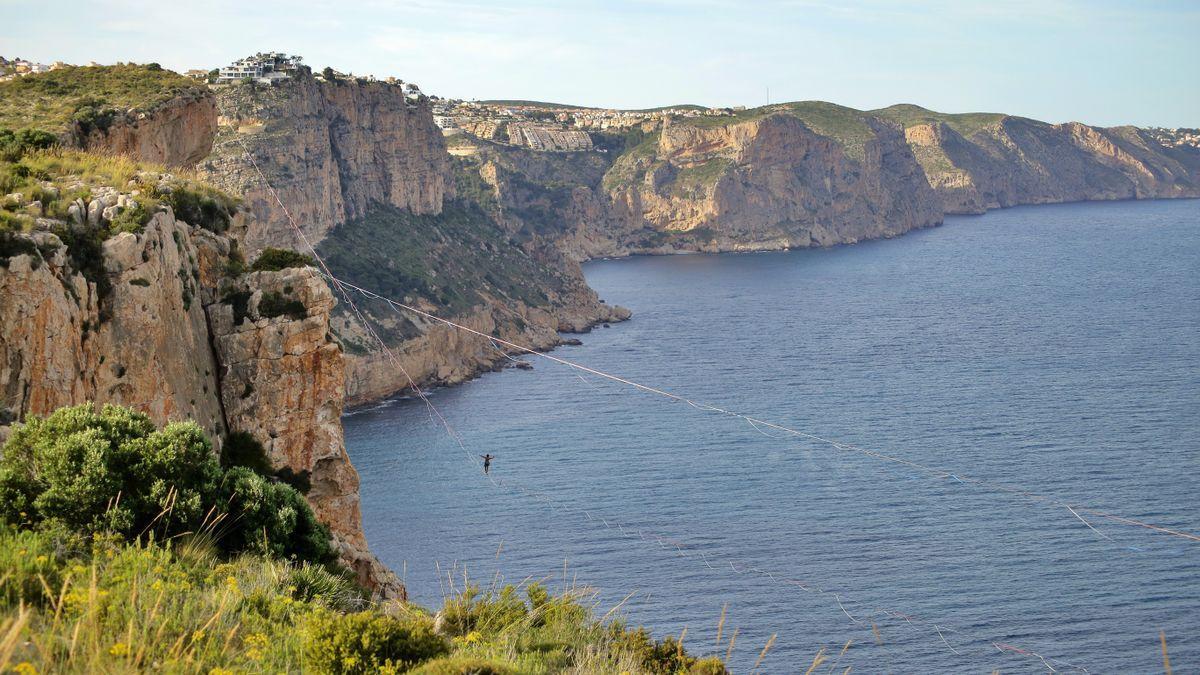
[345,200,1199,673]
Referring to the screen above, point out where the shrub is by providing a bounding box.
[409,656,517,675]
[0,403,334,565]
[251,247,315,272]
[0,403,221,538]
[157,182,239,233]
[71,98,118,136]
[303,610,449,674]
[0,127,57,162]
[438,584,531,638]
[287,562,368,612]
[220,430,273,474]
[219,466,335,563]
[258,290,307,320]
[107,201,152,234]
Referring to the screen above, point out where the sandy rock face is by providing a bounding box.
[206,266,403,598]
[201,73,453,254]
[0,212,225,442]
[79,93,218,167]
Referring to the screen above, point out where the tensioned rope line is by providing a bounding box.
[321,273,1200,546]
[231,138,1092,671]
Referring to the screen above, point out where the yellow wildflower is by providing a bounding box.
[13,662,38,675]
[109,642,130,657]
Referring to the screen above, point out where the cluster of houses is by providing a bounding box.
[212,52,304,85]
[434,99,745,152]
[0,56,88,82]
[196,52,423,103]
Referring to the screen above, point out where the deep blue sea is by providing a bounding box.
[344,200,1200,673]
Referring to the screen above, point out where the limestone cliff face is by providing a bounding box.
[0,213,401,598]
[608,114,943,250]
[201,73,453,254]
[207,267,403,597]
[76,91,218,168]
[0,213,225,442]
[900,117,1200,214]
[456,110,943,260]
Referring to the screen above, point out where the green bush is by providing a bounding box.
[258,290,307,320]
[219,466,334,564]
[409,656,517,675]
[0,404,334,565]
[251,246,315,272]
[303,610,449,674]
[107,201,152,234]
[157,182,239,233]
[0,127,57,162]
[438,583,531,638]
[287,562,368,612]
[0,403,221,538]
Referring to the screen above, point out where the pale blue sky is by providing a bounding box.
[3,0,1197,127]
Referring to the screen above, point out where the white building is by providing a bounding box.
[216,52,303,85]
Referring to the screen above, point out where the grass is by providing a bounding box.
[670,158,733,198]
[871,103,1007,138]
[0,64,205,134]
[0,528,726,674]
[0,148,239,235]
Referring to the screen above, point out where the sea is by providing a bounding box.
[344,199,1200,673]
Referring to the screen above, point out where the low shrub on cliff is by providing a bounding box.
[0,403,333,563]
[0,148,240,235]
[251,246,316,272]
[0,127,58,162]
[303,609,450,673]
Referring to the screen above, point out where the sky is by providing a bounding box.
[2,0,1197,127]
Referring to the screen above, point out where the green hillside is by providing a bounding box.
[0,64,204,134]
[871,103,1007,137]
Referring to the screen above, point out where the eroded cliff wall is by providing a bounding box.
[201,73,453,254]
[77,91,219,168]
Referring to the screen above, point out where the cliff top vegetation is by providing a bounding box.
[0,64,205,134]
[871,103,1007,137]
[1,147,239,236]
[677,101,876,160]
[0,403,726,674]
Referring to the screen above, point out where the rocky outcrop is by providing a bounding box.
[0,213,225,442]
[604,113,943,251]
[201,73,453,254]
[207,266,403,598]
[0,212,401,598]
[77,91,218,168]
[342,284,629,405]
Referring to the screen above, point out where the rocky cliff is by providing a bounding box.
[76,90,218,168]
[201,73,453,254]
[875,104,1200,213]
[0,209,401,598]
[603,108,943,252]
[195,76,627,404]
[450,103,945,260]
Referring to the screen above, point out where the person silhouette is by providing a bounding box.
[480,454,495,474]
